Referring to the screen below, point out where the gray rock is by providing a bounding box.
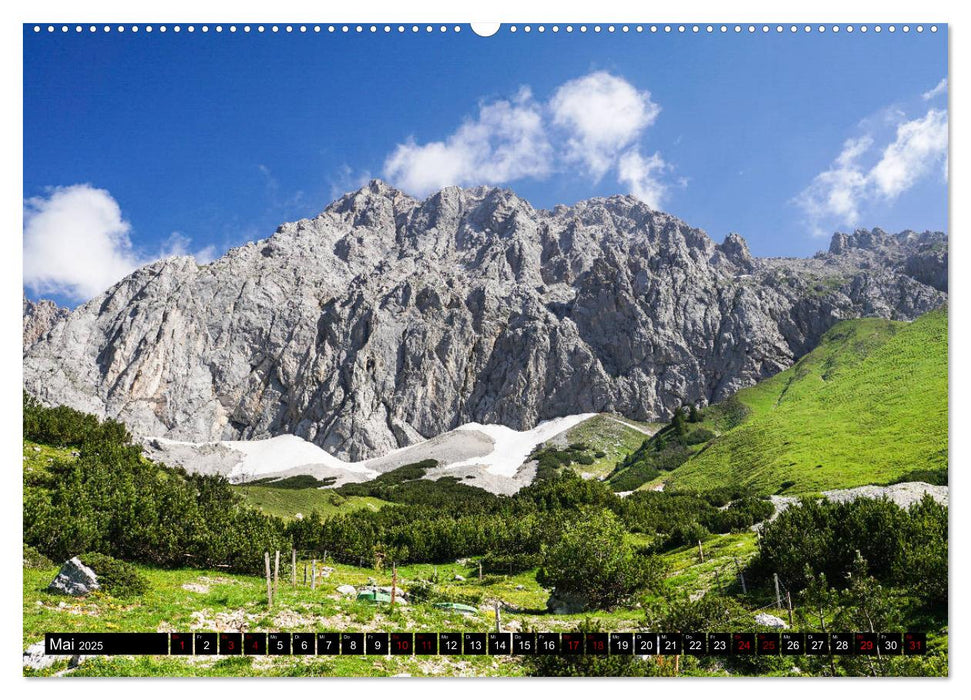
[47,557,99,596]
[546,589,591,615]
[377,585,409,600]
[23,641,56,670]
[453,574,466,581]
[23,295,69,350]
[755,613,789,629]
[336,584,357,596]
[23,183,947,461]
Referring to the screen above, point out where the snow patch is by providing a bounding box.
[222,434,380,481]
[448,413,597,477]
[150,413,598,486]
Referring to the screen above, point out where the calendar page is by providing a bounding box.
[22,18,948,679]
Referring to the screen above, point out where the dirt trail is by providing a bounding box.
[606,416,656,436]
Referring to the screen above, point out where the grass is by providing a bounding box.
[21,525,772,677]
[24,527,948,678]
[556,414,659,478]
[663,308,947,495]
[21,528,777,677]
[22,441,75,476]
[233,485,388,521]
[22,555,641,677]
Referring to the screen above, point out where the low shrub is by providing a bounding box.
[664,520,710,549]
[23,543,53,569]
[79,552,150,597]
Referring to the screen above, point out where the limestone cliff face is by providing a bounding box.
[22,182,947,460]
[23,295,69,350]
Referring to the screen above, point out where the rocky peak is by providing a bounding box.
[716,232,755,271]
[23,295,69,351]
[23,184,948,461]
[829,227,892,254]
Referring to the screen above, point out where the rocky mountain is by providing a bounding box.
[22,181,947,460]
[23,295,69,349]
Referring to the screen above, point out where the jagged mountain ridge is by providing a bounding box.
[23,295,69,349]
[22,181,947,460]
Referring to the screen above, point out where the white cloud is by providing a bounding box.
[383,87,552,196]
[922,78,947,101]
[869,109,948,198]
[24,184,214,303]
[550,71,660,179]
[794,136,872,228]
[617,150,669,209]
[795,108,948,235]
[382,72,674,205]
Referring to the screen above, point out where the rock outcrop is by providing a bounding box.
[47,557,100,596]
[23,295,69,350]
[546,588,591,614]
[23,182,947,460]
[755,613,789,629]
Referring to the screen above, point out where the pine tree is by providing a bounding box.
[672,407,688,438]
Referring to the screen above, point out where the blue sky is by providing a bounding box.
[23,25,948,306]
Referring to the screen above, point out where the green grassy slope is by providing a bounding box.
[665,308,947,495]
[233,485,388,520]
[554,414,661,478]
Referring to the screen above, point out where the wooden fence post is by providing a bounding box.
[264,551,273,608]
[774,573,782,609]
[311,559,317,591]
[494,600,501,633]
[291,548,297,588]
[478,561,483,581]
[303,562,307,586]
[391,562,397,607]
[786,590,794,627]
[274,550,280,595]
[698,540,705,563]
[733,556,747,594]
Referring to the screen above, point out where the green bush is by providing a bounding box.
[530,445,600,481]
[24,399,290,575]
[643,593,751,632]
[705,497,775,533]
[537,509,664,610]
[24,392,130,448]
[406,579,437,603]
[248,475,337,489]
[684,428,715,446]
[523,619,656,677]
[752,494,947,609]
[606,437,692,491]
[479,551,541,575]
[664,520,710,549]
[23,543,53,569]
[79,552,150,597]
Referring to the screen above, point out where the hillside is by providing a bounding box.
[23,181,946,462]
[22,392,947,677]
[640,307,947,495]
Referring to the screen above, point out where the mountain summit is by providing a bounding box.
[23,182,947,460]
